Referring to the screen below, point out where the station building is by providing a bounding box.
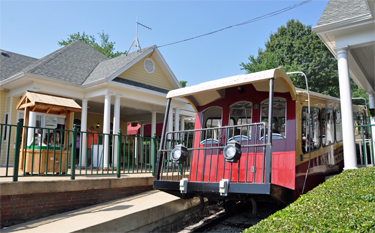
[0,40,195,165]
[313,0,375,169]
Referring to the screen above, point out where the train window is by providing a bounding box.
[302,107,321,153]
[203,106,222,141]
[321,109,335,147]
[335,110,343,142]
[229,102,252,139]
[261,98,286,139]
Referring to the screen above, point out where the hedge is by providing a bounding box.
[244,167,375,232]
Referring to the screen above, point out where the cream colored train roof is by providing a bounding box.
[167,68,296,112]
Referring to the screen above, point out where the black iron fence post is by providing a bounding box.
[117,129,122,178]
[13,119,23,182]
[151,134,157,176]
[71,124,77,180]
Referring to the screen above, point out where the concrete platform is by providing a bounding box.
[2,190,200,233]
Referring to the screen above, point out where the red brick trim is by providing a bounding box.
[0,185,153,228]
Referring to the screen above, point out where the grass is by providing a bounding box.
[244,167,375,232]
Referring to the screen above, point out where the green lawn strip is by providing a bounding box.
[244,167,375,232]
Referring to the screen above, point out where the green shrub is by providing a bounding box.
[244,167,375,232]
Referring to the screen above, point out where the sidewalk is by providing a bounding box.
[2,190,200,233]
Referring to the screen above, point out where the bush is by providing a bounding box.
[244,167,375,232]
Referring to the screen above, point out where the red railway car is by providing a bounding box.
[153,68,366,205]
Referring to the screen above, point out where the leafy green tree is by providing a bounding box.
[179,80,187,87]
[58,31,125,58]
[240,19,359,98]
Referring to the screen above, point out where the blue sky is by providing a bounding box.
[0,0,328,86]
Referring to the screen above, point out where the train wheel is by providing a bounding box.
[224,200,235,214]
[199,195,205,215]
[249,197,257,216]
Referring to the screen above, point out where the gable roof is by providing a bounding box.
[22,40,109,85]
[1,41,180,92]
[83,45,156,86]
[316,0,371,27]
[0,50,38,81]
[1,40,109,85]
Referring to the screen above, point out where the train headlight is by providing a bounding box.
[171,145,188,163]
[223,141,241,163]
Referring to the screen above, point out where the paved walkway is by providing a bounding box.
[1,190,199,233]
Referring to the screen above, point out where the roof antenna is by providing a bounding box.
[127,16,152,55]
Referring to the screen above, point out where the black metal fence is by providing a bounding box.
[0,119,159,181]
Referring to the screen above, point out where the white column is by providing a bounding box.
[103,94,111,167]
[369,93,375,165]
[168,108,174,140]
[180,116,185,131]
[27,111,37,146]
[368,93,375,110]
[140,124,144,137]
[80,99,88,166]
[151,111,157,137]
[113,96,121,167]
[337,47,357,170]
[175,108,180,132]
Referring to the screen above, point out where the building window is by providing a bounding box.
[144,58,155,73]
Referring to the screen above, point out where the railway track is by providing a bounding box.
[175,201,284,233]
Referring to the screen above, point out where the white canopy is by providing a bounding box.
[167,68,296,112]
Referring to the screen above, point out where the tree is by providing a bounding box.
[58,31,126,58]
[179,80,187,87]
[240,19,358,98]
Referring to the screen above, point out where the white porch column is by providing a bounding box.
[151,111,157,137]
[103,94,111,168]
[175,108,180,133]
[336,47,357,170]
[168,108,174,140]
[368,93,375,110]
[140,124,144,137]
[27,111,37,146]
[80,99,88,166]
[369,93,375,166]
[113,95,121,167]
[180,116,185,131]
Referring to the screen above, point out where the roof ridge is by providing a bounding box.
[80,61,101,85]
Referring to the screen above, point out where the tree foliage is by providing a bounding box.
[58,31,125,58]
[179,80,187,87]
[240,19,359,98]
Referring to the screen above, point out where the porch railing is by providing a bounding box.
[355,123,374,167]
[0,119,159,181]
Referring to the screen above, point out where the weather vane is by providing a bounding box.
[127,16,152,55]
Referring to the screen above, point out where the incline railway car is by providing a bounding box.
[153,68,367,206]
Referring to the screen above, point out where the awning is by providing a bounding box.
[167,68,296,112]
[16,90,81,114]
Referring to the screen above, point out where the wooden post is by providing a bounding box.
[19,107,30,171]
[64,110,71,150]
